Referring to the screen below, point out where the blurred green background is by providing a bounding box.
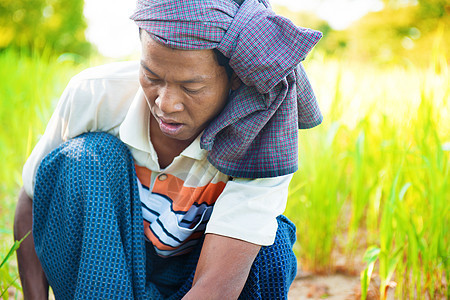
[0,0,449,299]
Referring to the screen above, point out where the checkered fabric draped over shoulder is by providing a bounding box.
[130,0,323,178]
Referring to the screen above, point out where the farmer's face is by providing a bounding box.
[139,31,233,143]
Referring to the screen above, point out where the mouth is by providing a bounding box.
[157,116,184,135]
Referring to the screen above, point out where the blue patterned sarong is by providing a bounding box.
[33,132,297,299]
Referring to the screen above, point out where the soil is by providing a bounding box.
[10,265,397,300]
[288,273,360,300]
[288,270,396,300]
[10,275,397,300]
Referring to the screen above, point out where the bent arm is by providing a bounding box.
[14,187,49,299]
[182,233,261,300]
[182,175,293,299]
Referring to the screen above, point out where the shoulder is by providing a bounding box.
[61,61,141,106]
[70,61,140,83]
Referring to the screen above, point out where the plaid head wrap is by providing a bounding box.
[131,0,323,178]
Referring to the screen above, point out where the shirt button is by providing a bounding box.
[158,174,168,181]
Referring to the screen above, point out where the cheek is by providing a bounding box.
[139,77,157,105]
[210,88,229,112]
[194,93,228,123]
[139,75,152,92]
[210,80,231,114]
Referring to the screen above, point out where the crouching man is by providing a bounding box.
[14,0,322,298]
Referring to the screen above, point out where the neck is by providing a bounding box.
[149,114,194,168]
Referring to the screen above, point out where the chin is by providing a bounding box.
[163,131,197,142]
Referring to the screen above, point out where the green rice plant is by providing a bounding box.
[392,88,449,299]
[0,48,85,298]
[360,246,380,300]
[0,49,81,196]
[0,232,30,298]
[378,169,407,300]
[0,48,84,206]
[287,121,348,272]
[356,63,449,298]
[344,121,382,258]
[286,65,351,273]
[288,52,449,298]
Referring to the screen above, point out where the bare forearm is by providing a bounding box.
[14,188,49,299]
[182,234,261,300]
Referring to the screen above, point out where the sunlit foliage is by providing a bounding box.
[276,1,449,67]
[0,0,91,56]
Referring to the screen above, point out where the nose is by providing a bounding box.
[154,86,184,114]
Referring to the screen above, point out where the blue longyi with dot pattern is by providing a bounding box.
[33,133,297,299]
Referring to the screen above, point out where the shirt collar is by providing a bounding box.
[180,131,207,161]
[119,87,152,154]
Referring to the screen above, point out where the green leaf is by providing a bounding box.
[0,231,31,269]
[386,245,404,282]
[363,246,381,264]
[361,246,380,300]
[0,275,19,298]
[398,182,411,201]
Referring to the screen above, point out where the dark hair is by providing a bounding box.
[139,28,233,79]
[213,49,233,79]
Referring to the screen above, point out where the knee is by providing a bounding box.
[275,215,297,248]
[258,215,297,282]
[40,132,132,174]
[34,133,138,227]
[240,216,297,299]
[35,132,135,200]
[68,132,131,165]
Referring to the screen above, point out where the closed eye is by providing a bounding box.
[183,86,203,94]
[145,76,160,83]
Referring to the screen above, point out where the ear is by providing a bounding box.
[230,73,242,91]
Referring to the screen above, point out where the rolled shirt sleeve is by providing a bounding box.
[205,173,293,246]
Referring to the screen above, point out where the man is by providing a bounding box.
[14,0,322,299]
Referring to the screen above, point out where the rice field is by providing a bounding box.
[287,53,449,299]
[0,49,448,299]
[0,49,85,298]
